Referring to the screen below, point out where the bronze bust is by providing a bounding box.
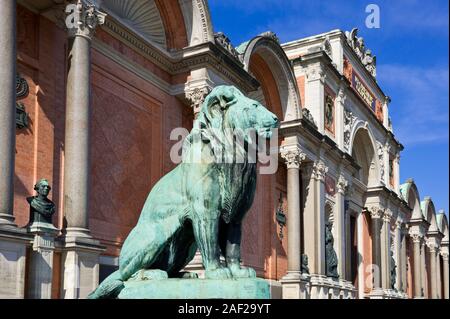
[27,179,56,225]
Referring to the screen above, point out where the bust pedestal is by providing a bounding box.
[27,222,59,299]
[280,272,311,299]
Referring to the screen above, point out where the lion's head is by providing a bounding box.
[197,86,279,140]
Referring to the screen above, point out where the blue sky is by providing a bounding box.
[208,0,449,214]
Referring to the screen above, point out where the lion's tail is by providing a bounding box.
[87,270,124,299]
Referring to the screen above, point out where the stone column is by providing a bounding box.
[63,1,106,238]
[0,0,34,299]
[280,148,309,299]
[380,211,392,290]
[313,160,328,276]
[426,241,438,299]
[0,0,16,226]
[335,175,347,279]
[280,149,305,277]
[302,164,316,271]
[410,232,423,298]
[60,1,106,299]
[394,221,402,292]
[436,250,441,299]
[420,240,427,297]
[399,224,408,294]
[441,249,449,299]
[369,207,383,293]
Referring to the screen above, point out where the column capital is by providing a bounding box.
[305,64,325,82]
[426,240,438,254]
[409,231,423,243]
[312,160,328,181]
[337,175,348,195]
[441,251,449,261]
[66,1,107,40]
[383,209,393,224]
[367,205,384,219]
[186,86,211,116]
[281,148,306,169]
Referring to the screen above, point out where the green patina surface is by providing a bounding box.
[118,278,270,299]
[88,86,279,299]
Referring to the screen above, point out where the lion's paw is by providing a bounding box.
[205,267,232,279]
[229,265,256,278]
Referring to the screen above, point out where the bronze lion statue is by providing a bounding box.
[88,85,279,299]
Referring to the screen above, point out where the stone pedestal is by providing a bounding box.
[368,287,386,299]
[309,275,356,299]
[280,272,310,299]
[118,278,270,299]
[0,226,32,298]
[59,236,105,299]
[27,222,59,299]
[383,289,408,299]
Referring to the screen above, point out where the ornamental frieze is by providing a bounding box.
[343,56,384,123]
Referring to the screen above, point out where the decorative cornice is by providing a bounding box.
[100,18,258,92]
[214,32,241,62]
[344,28,376,79]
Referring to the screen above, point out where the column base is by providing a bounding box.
[0,224,33,298]
[280,271,310,299]
[64,227,92,239]
[0,213,16,227]
[309,275,357,299]
[58,233,105,299]
[383,289,408,299]
[368,288,386,299]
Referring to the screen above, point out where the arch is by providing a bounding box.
[421,197,437,231]
[350,126,379,187]
[400,179,422,220]
[178,0,214,46]
[248,53,283,119]
[237,33,302,121]
[102,0,189,50]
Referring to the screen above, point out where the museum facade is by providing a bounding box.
[0,0,448,299]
